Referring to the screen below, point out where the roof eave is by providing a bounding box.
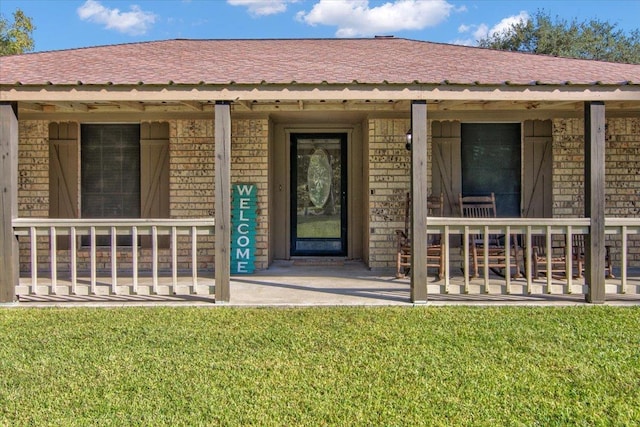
[1,82,639,103]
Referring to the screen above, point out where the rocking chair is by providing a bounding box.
[572,234,615,279]
[396,192,444,279]
[459,193,522,278]
[531,234,614,280]
[531,235,569,279]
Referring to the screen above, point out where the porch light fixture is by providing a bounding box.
[405,128,412,151]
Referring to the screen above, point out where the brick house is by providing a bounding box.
[1,37,639,303]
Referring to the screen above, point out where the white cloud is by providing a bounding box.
[77,0,157,36]
[451,38,475,46]
[473,23,489,40]
[297,0,454,37]
[459,11,529,44]
[228,0,298,17]
[488,11,529,37]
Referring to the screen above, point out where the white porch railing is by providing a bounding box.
[426,217,640,295]
[12,218,215,296]
[10,217,639,298]
[605,218,640,294]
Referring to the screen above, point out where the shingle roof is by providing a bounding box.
[1,37,639,86]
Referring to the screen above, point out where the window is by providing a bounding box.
[81,124,141,220]
[461,123,521,217]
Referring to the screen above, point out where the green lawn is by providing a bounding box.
[1,306,638,426]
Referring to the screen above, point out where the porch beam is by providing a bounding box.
[411,100,428,303]
[584,101,606,304]
[0,103,18,303]
[214,102,231,302]
[179,101,204,112]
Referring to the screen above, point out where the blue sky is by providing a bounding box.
[2,0,639,53]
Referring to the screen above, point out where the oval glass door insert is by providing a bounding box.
[307,148,332,208]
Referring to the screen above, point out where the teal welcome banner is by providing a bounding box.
[231,184,257,274]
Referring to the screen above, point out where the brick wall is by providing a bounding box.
[17,121,51,273]
[553,117,640,265]
[606,118,640,217]
[367,118,413,269]
[169,119,215,270]
[169,119,215,218]
[17,120,49,217]
[552,119,586,217]
[605,118,640,266]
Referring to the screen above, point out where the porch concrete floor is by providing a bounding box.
[9,260,640,307]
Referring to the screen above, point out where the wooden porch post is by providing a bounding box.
[584,101,606,304]
[411,101,428,303]
[214,102,231,302]
[0,103,19,303]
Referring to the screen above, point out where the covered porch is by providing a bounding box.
[2,100,639,304]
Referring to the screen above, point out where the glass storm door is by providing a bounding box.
[290,133,347,256]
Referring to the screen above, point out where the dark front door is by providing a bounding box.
[290,133,347,256]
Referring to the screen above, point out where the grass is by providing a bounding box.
[1,306,639,426]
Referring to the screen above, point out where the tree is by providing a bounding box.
[478,10,640,64]
[0,9,35,56]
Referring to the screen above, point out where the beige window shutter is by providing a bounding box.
[49,139,79,219]
[49,122,79,251]
[140,121,170,219]
[140,139,169,218]
[522,120,553,218]
[431,120,461,217]
[140,122,170,249]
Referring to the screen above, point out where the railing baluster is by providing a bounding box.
[90,226,96,294]
[463,226,469,294]
[483,225,489,293]
[565,226,573,294]
[70,227,77,295]
[171,226,177,292]
[152,225,158,294]
[443,225,450,294]
[621,225,628,294]
[110,226,117,294]
[30,226,37,294]
[525,226,532,294]
[192,226,198,292]
[132,226,138,295]
[50,226,57,295]
[505,225,511,294]
[545,226,552,294]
